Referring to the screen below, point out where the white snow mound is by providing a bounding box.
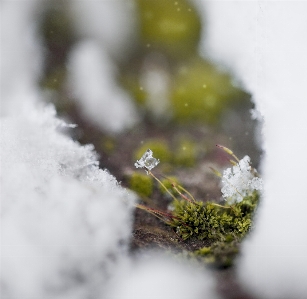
[0,105,135,299]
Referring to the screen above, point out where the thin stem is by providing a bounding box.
[211,203,231,209]
[209,167,222,178]
[160,175,197,203]
[172,185,194,203]
[147,170,178,202]
[137,204,173,221]
[216,144,240,163]
[176,184,196,202]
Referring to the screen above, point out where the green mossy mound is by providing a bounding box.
[168,191,260,267]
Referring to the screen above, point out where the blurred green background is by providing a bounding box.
[38,0,260,180]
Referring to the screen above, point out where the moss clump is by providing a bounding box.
[129,172,153,198]
[167,191,259,267]
[135,140,172,164]
[195,240,240,268]
[170,192,259,241]
[170,201,217,240]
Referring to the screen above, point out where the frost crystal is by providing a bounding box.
[134,149,160,171]
[221,155,263,204]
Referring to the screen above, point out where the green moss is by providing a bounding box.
[170,57,250,125]
[170,201,224,240]
[196,246,211,255]
[136,0,201,58]
[195,240,240,268]
[135,140,172,164]
[129,172,153,198]
[170,192,259,241]
[168,191,260,266]
[133,144,261,268]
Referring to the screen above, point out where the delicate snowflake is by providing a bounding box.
[221,155,263,204]
[135,149,160,171]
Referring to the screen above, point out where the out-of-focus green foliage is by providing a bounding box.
[39,2,76,96]
[134,137,199,169]
[129,172,154,197]
[134,140,172,164]
[158,176,181,195]
[39,0,252,129]
[136,0,201,58]
[120,0,251,126]
[171,57,249,124]
[40,4,74,50]
[173,138,197,167]
[120,74,147,107]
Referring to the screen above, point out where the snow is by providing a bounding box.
[107,253,216,299]
[1,2,217,299]
[202,1,307,298]
[221,156,263,204]
[0,0,43,116]
[66,0,140,134]
[7,1,307,298]
[1,2,135,297]
[67,39,139,133]
[0,105,136,299]
[69,0,137,61]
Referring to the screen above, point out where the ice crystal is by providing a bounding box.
[134,149,160,171]
[221,155,263,204]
